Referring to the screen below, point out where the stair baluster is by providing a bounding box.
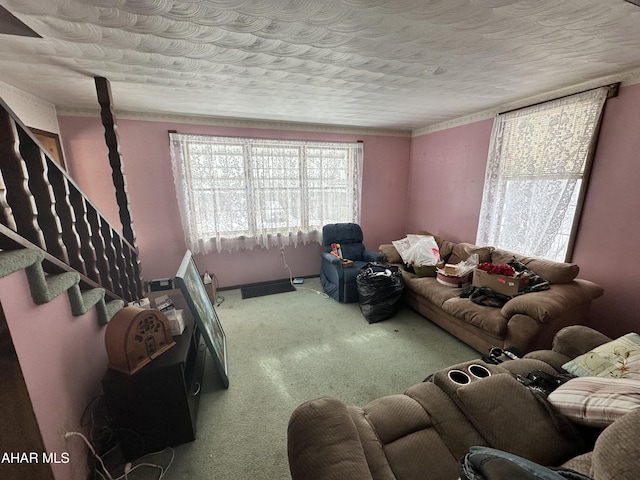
[113,235,133,301]
[16,127,70,265]
[86,206,114,292]
[100,220,123,298]
[68,188,100,283]
[47,168,87,276]
[0,110,47,249]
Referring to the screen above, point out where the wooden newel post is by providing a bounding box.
[94,76,136,247]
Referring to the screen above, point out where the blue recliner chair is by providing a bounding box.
[320,223,384,303]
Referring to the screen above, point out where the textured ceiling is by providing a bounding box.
[1,0,640,132]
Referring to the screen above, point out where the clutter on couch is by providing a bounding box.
[287,326,640,480]
[379,232,604,354]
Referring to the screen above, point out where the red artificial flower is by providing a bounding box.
[477,262,516,277]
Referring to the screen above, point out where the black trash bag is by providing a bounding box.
[356,263,404,323]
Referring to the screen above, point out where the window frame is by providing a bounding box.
[169,133,363,253]
[476,85,616,262]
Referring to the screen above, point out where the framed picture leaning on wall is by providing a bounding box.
[175,250,229,388]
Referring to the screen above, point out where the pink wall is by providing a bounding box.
[0,270,105,480]
[408,83,640,338]
[407,120,493,241]
[57,83,640,336]
[58,117,411,287]
[571,84,640,337]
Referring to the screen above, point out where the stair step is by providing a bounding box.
[0,248,125,325]
[100,300,126,326]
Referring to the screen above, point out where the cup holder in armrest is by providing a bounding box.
[433,360,507,398]
[448,369,471,385]
[468,364,491,379]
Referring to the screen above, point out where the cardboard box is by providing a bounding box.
[472,269,526,296]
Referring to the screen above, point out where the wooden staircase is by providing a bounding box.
[0,248,124,324]
[0,81,143,308]
[0,78,141,480]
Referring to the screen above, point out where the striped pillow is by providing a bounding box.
[548,377,640,428]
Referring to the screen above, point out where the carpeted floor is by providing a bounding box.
[120,277,478,479]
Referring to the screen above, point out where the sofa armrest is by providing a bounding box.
[288,397,374,480]
[454,374,585,465]
[378,243,403,263]
[551,325,612,359]
[500,279,604,323]
[363,250,384,263]
[321,251,343,265]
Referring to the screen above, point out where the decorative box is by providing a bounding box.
[436,271,471,288]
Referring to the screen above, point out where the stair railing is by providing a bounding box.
[0,97,143,303]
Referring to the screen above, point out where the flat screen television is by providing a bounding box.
[175,250,229,388]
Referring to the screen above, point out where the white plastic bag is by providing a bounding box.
[397,235,440,266]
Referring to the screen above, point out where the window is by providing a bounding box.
[169,134,362,253]
[476,87,611,262]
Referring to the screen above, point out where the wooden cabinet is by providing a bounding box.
[101,314,205,460]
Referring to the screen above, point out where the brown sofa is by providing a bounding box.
[287,326,640,480]
[379,235,604,354]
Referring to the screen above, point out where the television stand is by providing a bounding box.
[101,314,205,460]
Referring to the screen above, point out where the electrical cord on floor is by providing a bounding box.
[65,396,175,480]
[281,247,329,298]
[122,448,175,480]
[212,272,225,306]
[64,431,115,480]
[65,430,175,480]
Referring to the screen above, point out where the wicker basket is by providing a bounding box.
[413,265,437,277]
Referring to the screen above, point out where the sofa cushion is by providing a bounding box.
[491,249,579,284]
[548,376,640,428]
[379,243,403,264]
[562,333,640,379]
[402,274,463,308]
[441,297,508,336]
[448,243,493,265]
[590,408,640,480]
[351,382,484,480]
[454,374,584,466]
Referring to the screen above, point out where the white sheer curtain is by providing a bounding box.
[476,88,609,262]
[170,134,363,253]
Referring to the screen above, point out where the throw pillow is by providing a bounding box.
[547,376,640,428]
[379,244,402,264]
[562,333,640,379]
[448,243,493,265]
[490,249,579,284]
[520,257,579,284]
